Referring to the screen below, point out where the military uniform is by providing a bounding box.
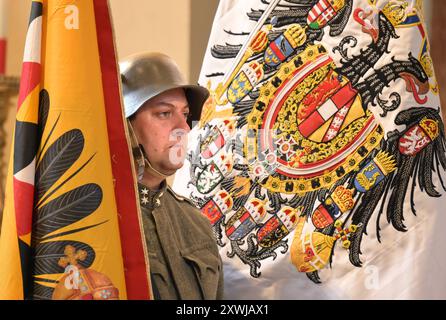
[120,52,221,299]
[138,181,223,300]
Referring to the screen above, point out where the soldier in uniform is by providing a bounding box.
[120,52,223,300]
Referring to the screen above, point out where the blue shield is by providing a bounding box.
[354,160,386,193]
[264,34,295,67]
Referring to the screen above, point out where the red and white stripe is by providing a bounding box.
[13,5,43,237]
[299,84,357,138]
[201,133,225,159]
[307,0,331,24]
[307,0,330,23]
[226,211,251,236]
[323,104,350,142]
[319,8,336,24]
[17,12,42,109]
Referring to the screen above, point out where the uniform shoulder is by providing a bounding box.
[166,186,211,226]
[167,186,198,208]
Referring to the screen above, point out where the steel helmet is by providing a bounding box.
[120,52,209,127]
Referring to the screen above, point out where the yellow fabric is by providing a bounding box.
[0,0,128,299]
[16,85,40,124]
[0,142,23,299]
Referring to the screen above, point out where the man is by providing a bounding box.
[120,52,223,300]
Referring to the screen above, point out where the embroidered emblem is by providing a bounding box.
[185,0,446,282]
[52,245,119,300]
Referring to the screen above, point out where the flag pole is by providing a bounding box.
[0,0,8,75]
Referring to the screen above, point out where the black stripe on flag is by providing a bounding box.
[13,121,39,175]
[18,239,33,299]
[28,1,43,26]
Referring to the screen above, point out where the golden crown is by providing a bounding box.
[284,24,307,48]
[420,118,439,141]
[331,186,354,213]
[331,0,346,10]
[382,1,409,26]
[374,151,397,176]
[420,53,434,77]
[250,29,269,54]
[58,245,87,268]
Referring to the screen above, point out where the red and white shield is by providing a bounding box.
[307,0,345,29]
[399,119,439,155]
[298,77,357,140]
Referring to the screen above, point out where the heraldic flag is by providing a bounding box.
[0,0,152,300]
[173,0,446,299]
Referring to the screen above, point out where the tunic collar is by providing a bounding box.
[138,180,167,210]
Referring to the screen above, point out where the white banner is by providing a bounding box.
[174,0,446,299]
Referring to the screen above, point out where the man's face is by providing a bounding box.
[131,88,191,176]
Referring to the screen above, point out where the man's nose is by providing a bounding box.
[176,113,191,133]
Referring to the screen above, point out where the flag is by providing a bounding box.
[173,0,446,299]
[0,0,152,300]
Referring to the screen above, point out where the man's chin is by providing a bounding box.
[162,161,185,175]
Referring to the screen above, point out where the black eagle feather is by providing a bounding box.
[37,89,49,141]
[33,283,55,301]
[33,183,102,241]
[35,129,85,200]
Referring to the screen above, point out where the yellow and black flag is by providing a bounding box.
[0,0,152,300]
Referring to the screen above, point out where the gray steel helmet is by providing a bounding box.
[120,52,209,127]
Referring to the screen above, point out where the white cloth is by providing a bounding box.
[174,0,446,299]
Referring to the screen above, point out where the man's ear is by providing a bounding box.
[126,119,145,181]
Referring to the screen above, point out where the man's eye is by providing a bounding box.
[183,112,191,119]
[158,111,171,118]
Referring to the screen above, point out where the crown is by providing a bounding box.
[214,190,233,213]
[249,29,269,54]
[331,186,354,213]
[217,118,236,136]
[58,245,87,268]
[331,0,346,10]
[216,153,234,175]
[284,24,307,49]
[420,118,440,141]
[420,53,434,78]
[382,1,409,26]
[245,198,267,222]
[277,206,300,230]
[243,61,264,85]
[374,151,397,175]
